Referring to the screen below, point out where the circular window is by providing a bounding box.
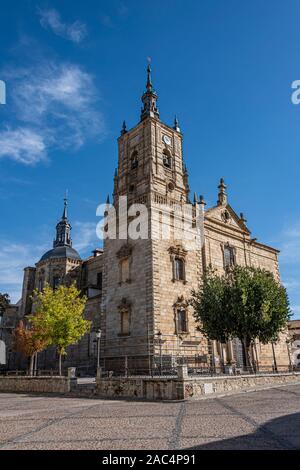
[168,182,174,191]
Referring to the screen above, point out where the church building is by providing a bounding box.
[0,66,290,375]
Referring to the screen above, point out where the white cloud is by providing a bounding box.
[291,305,300,316]
[38,8,87,43]
[0,240,47,303]
[282,279,300,292]
[72,221,101,254]
[0,128,46,165]
[0,220,101,303]
[280,224,300,264]
[1,61,104,164]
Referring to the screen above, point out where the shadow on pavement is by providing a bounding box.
[184,412,300,450]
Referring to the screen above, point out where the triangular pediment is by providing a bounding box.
[205,204,251,234]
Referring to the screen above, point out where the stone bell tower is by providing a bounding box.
[101,65,207,372]
[113,64,190,207]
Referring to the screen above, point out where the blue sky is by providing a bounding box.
[0,0,300,317]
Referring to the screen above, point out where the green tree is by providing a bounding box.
[191,266,290,369]
[0,293,10,316]
[31,284,90,375]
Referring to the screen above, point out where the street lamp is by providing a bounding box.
[271,341,278,373]
[96,329,102,378]
[286,338,292,371]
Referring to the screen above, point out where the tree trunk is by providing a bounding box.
[271,342,278,373]
[242,336,252,372]
[58,353,62,376]
[219,343,225,373]
[33,352,38,376]
[29,355,34,376]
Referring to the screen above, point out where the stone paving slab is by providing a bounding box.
[181,415,257,438]
[0,438,170,450]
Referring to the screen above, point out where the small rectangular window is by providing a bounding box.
[224,246,235,269]
[121,310,130,335]
[97,272,103,290]
[53,277,60,290]
[175,258,185,281]
[121,258,130,283]
[177,309,188,333]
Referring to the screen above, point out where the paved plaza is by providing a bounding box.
[0,384,300,450]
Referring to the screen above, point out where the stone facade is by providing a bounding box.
[288,320,300,368]
[0,66,290,374]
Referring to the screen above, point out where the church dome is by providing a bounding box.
[39,245,81,263]
[38,196,81,263]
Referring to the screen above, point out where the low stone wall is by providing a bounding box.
[0,376,71,394]
[96,377,180,400]
[95,372,300,401]
[182,372,300,399]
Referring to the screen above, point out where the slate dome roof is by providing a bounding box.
[39,245,81,262]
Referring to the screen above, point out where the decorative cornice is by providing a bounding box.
[118,297,131,311]
[116,243,133,259]
[168,244,187,258]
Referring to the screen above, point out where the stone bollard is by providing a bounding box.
[177,364,188,380]
[67,367,77,391]
[67,367,76,379]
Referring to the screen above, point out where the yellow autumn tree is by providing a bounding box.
[30,283,90,375]
[13,321,48,376]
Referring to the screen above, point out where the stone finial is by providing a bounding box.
[193,192,198,206]
[199,195,206,207]
[217,177,228,206]
[121,120,127,135]
[146,63,152,91]
[240,212,247,224]
[173,115,181,132]
[106,194,110,205]
[62,190,68,220]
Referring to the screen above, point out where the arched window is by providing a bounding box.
[163,150,172,169]
[131,150,138,170]
[297,353,300,360]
